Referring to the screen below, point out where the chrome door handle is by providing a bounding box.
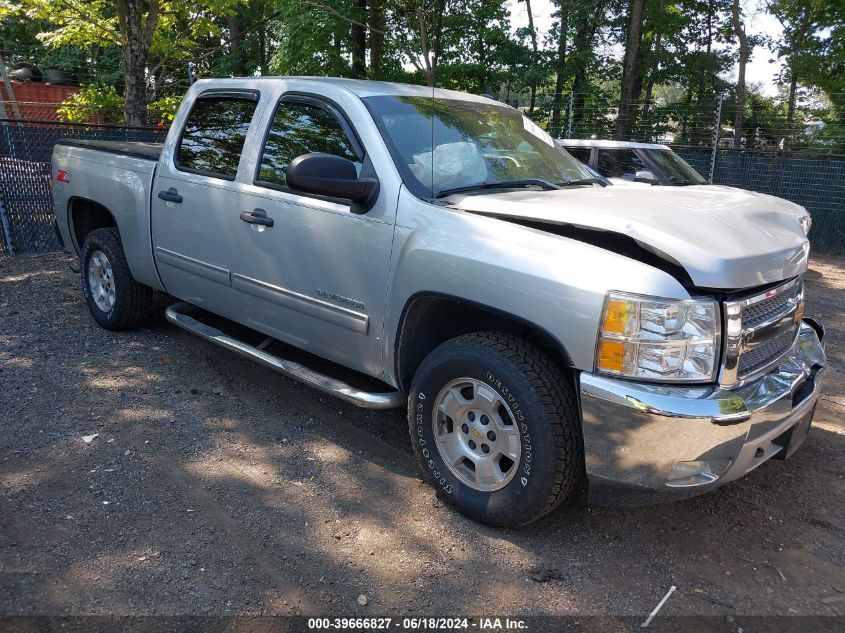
[239,208,274,228]
[157,188,183,203]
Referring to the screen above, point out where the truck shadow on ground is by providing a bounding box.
[0,253,843,618]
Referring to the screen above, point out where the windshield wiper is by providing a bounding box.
[560,177,607,187]
[434,179,561,198]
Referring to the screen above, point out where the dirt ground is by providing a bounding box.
[1,252,843,625]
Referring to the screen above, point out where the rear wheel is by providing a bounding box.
[80,227,155,330]
[408,332,584,527]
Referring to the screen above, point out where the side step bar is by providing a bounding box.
[165,302,405,410]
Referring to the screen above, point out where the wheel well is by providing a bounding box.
[395,295,574,391]
[69,198,117,251]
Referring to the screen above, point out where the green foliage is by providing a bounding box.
[0,0,840,149]
[149,95,184,123]
[56,85,124,124]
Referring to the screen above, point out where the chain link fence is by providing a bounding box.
[0,119,166,257]
[1,90,844,256]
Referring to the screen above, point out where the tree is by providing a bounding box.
[730,0,749,147]
[518,0,540,113]
[369,0,385,78]
[768,0,845,126]
[617,0,645,139]
[568,0,607,127]
[17,0,250,123]
[549,0,569,137]
[350,0,367,78]
[115,0,160,125]
[3,0,840,149]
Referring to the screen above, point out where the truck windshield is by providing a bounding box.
[641,148,707,185]
[363,96,596,198]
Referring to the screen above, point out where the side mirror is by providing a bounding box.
[634,170,658,184]
[287,153,378,211]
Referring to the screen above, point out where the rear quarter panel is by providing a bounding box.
[52,144,164,290]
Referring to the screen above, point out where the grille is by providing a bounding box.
[742,283,802,328]
[738,328,796,375]
[722,277,804,385]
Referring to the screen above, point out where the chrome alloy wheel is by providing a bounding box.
[88,250,116,313]
[432,377,522,492]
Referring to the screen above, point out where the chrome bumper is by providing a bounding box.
[580,319,826,506]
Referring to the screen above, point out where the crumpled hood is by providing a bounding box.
[446,184,810,289]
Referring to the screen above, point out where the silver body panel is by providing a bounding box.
[51,77,826,504]
[51,146,165,291]
[383,187,690,376]
[444,185,811,290]
[226,79,403,377]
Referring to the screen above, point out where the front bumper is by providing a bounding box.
[580,319,826,506]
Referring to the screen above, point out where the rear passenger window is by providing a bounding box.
[597,149,648,181]
[177,95,258,179]
[257,100,361,189]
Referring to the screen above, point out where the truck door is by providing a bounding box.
[151,90,261,315]
[231,94,395,378]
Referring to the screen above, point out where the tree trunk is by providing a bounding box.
[731,0,748,148]
[641,0,664,124]
[369,0,384,78]
[523,0,539,113]
[616,0,644,140]
[417,7,434,87]
[783,9,810,140]
[115,0,160,127]
[694,7,713,109]
[571,3,602,124]
[431,0,445,78]
[259,23,267,74]
[229,13,244,76]
[351,0,367,78]
[550,3,568,137]
[786,71,797,122]
[257,0,268,74]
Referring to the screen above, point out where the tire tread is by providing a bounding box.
[80,227,155,330]
[409,331,584,526]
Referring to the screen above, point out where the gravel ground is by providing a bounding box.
[0,252,843,622]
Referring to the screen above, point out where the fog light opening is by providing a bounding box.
[666,459,731,488]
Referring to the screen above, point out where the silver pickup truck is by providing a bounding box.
[52,77,826,526]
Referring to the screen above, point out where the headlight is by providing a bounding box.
[800,214,812,236]
[596,292,720,383]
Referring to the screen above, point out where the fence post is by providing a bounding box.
[0,196,14,257]
[565,92,574,139]
[709,94,723,184]
[0,54,23,120]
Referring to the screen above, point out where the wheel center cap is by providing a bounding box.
[469,427,484,441]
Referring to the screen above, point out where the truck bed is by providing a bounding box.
[55,139,163,161]
[51,138,164,291]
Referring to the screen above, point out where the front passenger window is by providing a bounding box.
[257,101,361,189]
[597,149,648,181]
[565,147,592,165]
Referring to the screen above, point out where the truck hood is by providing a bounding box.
[445,184,810,290]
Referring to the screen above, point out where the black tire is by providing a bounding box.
[80,227,155,330]
[408,332,584,527]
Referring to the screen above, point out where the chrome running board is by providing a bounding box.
[165,302,404,410]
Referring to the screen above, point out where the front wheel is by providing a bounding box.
[408,332,584,527]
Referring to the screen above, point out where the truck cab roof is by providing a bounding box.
[191,76,500,104]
